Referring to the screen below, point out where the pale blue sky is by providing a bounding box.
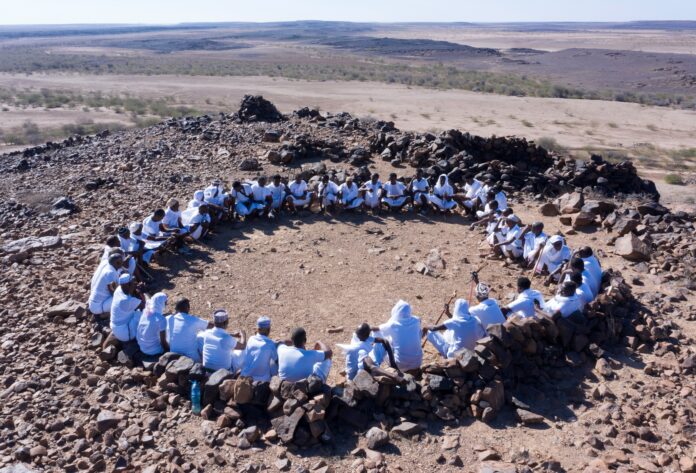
[0,0,694,25]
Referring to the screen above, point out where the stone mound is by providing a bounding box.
[235,95,285,122]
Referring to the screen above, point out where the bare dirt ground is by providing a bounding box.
[3,73,696,163]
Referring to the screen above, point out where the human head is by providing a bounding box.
[321,174,329,183]
[531,222,544,235]
[273,174,281,186]
[108,253,124,269]
[465,173,474,184]
[371,173,379,183]
[198,204,209,215]
[291,327,307,348]
[389,173,397,183]
[146,292,168,317]
[232,181,242,190]
[119,273,135,293]
[213,309,229,329]
[506,215,520,228]
[502,208,514,217]
[578,246,593,258]
[488,200,499,211]
[194,190,204,202]
[167,198,179,211]
[475,283,490,302]
[175,298,190,314]
[569,272,583,287]
[117,227,130,239]
[517,276,531,293]
[152,208,165,222]
[438,175,447,186]
[416,168,423,178]
[570,258,585,272]
[346,176,354,185]
[487,190,496,201]
[257,316,271,336]
[106,235,120,248]
[452,299,470,320]
[560,281,577,297]
[549,235,564,251]
[294,174,303,183]
[356,323,371,342]
[257,176,267,186]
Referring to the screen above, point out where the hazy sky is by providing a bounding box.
[1,0,694,25]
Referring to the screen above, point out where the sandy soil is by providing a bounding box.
[365,26,696,54]
[0,104,133,130]
[2,73,696,156]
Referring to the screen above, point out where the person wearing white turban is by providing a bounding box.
[538,235,572,275]
[372,300,423,372]
[197,309,247,372]
[469,283,506,328]
[240,316,280,382]
[338,176,364,211]
[429,174,457,212]
[106,273,145,346]
[359,173,383,212]
[187,190,205,209]
[424,299,486,358]
[136,292,169,356]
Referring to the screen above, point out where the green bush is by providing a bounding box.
[664,173,686,185]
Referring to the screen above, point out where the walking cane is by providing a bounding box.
[421,290,457,348]
[529,240,547,277]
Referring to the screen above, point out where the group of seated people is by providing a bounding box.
[86,169,603,385]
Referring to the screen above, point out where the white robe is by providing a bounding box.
[375,300,422,371]
[430,175,457,210]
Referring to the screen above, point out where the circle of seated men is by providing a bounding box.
[87,170,604,385]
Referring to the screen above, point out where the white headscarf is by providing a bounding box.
[549,235,564,246]
[545,235,571,264]
[434,174,453,196]
[144,292,168,317]
[188,190,205,208]
[390,300,412,322]
[452,299,472,322]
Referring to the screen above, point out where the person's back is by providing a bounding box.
[377,300,422,371]
[241,333,278,382]
[470,298,506,328]
[89,258,120,314]
[137,293,168,356]
[278,344,325,382]
[508,289,544,318]
[198,327,235,371]
[166,305,208,361]
[445,316,486,355]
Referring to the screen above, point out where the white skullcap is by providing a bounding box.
[118,273,132,285]
[507,215,521,223]
[213,309,229,324]
[257,316,271,328]
[476,283,490,298]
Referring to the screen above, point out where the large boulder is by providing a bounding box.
[555,192,584,214]
[203,369,234,406]
[1,236,61,254]
[614,234,650,262]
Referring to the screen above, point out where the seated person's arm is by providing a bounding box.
[159,330,169,353]
[315,341,333,359]
[375,337,399,371]
[233,329,247,350]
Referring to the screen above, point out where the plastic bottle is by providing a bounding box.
[191,380,201,415]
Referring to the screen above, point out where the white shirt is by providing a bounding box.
[411,178,429,193]
[583,256,602,290]
[89,264,119,305]
[110,287,141,340]
[142,216,161,238]
[339,182,359,201]
[137,312,167,355]
[507,289,545,318]
[163,208,182,229]
[119,235,138,253]
[231,185,251,203]
[204,184,225,202]
[377,316,422,371]
[464,180,482,199]
[470,299,506,328]
[442,316,486,357]
[166,312,209,361]
[362,181,382,194]
[240,334,279,382]
[503,225,524,249]
[383,181,406,198]
[197,327,237,371]
[544,294,583,318]
[250,182,270,202]
[495,192,508,211]
[318,181,339,197]
[576,282,593,309]
[277,344,326,382]
[288,180,308,198]
[523,232,548,260]
[341,335,386,381]
[266,182,286,201]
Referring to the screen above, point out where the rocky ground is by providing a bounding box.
[0,96,694,473]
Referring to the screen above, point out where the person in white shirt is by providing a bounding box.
[338,176,364,211]
[521,222,548,269]
[250,177,273,218]
[162,199,185,233]
[469,200,501,234]
[89,253,123,316]
[240,316,280,382]
[381,173,410,212]
[142,209,173,249]
[187,190,205,209]
[538,235,572,276]
[318,175,340,214]
[230,181,253,218]
[469,283,506,328]
[128,222,156,265]
[569,272,593,310]
[197,309,247,372]
[166,298,212,362]
[561,258,599,299]
[136,292,169,357]
[266,175,288,214]
[408,169,430,213]
[105,273,145,346]
[578,247,603,293]
[359,173,382,213]
[424,299,486,359]
[543,281,584,318]
[203,179,229,222]
[278,327,333,382]
[286,175,314,213]
[429,174,457,213]
[372,300,423,372]
[503,277,545,319]
[459,174,483,214]
[492,185,508,211]
[337,323,400,381]
[492,215,524,259]
[181,204,211,241]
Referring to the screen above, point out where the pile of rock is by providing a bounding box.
[236,95,285,123]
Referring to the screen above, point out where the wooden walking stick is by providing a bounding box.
[421,290,457,348]
[529,240,547,277]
